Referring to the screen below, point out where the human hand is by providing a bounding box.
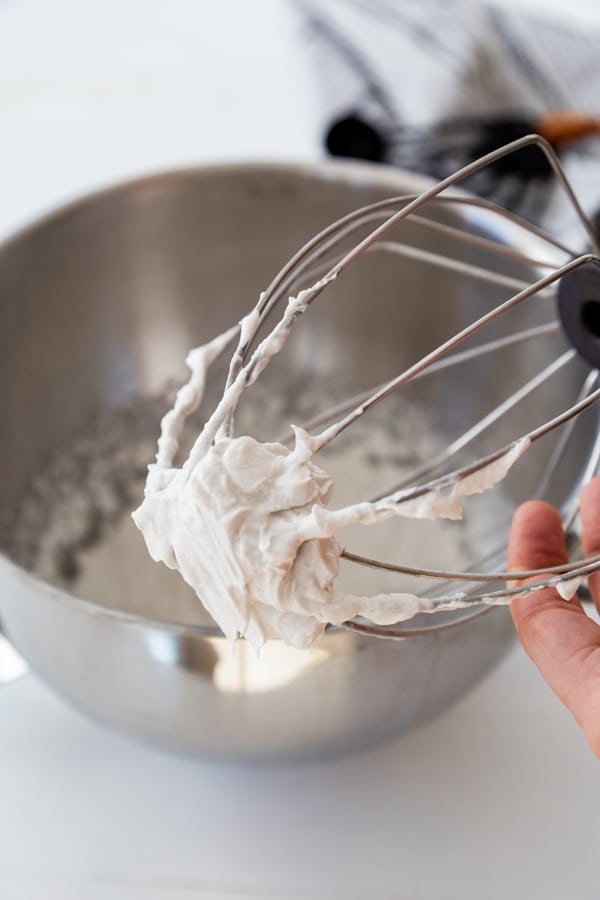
[509,477,600,758]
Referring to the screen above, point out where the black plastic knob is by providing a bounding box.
[557,258,600,370]
[325,114,388,163]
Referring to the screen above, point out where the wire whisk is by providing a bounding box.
[139,135,600,643]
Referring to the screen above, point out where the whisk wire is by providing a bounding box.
[202,136,600,636]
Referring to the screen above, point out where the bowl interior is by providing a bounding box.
[0,162,595,629]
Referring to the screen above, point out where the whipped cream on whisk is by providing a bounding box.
[132,283,530,650]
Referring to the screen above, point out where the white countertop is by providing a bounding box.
[1,2,600,898]
[1,646,599,900]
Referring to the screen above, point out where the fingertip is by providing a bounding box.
[508,500,566,573]
[579,477,600,540]
[579,476,600,608]
[507,499,571,646]
[581,475,600,502]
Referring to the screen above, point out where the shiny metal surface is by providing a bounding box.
[0,160,589,760]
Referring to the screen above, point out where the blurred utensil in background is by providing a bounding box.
[301,0,600,226]
[327,109,600,173]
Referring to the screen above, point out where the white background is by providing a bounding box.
[1,2,600,898]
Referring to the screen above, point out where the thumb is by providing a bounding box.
[509,500,600,757]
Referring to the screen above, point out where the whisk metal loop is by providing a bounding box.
[209,136,600,636]
[342,554,600,641]
[226,134,597,370]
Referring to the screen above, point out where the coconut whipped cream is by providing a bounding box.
[132,282,531,650]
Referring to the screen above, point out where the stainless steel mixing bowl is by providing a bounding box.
[0,161,591,761]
